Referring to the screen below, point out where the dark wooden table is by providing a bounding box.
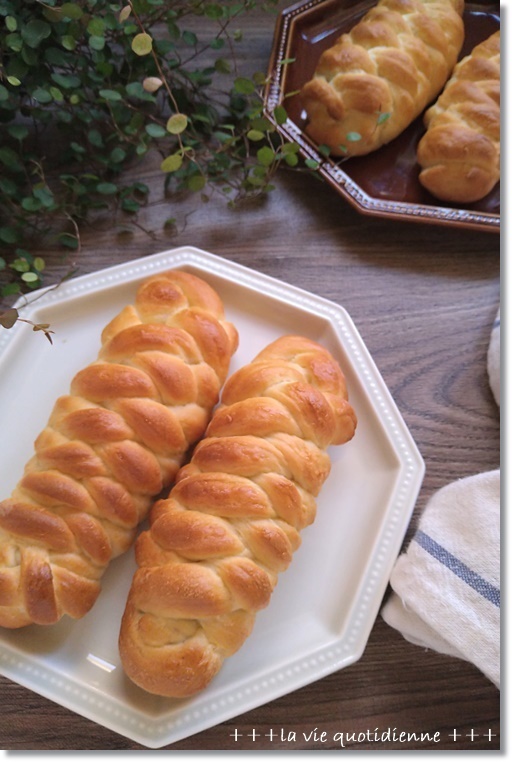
[0,4,500,751]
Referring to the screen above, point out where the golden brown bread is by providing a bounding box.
[417,30,500,202]
[0,270,238,628]
[300,0,465,157]
[119,335,357,697]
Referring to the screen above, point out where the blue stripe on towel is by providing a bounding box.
[414,530,500,607]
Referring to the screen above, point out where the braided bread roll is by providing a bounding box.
[300,0,464,157]
[119,335,357,697]
[0,270,238,628]
[417,30,500,202]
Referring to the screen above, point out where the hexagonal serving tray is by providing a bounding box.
[0,246,424,748]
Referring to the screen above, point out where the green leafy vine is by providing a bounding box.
[0,0,303,328]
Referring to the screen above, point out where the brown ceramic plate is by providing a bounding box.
[264,0,500,233]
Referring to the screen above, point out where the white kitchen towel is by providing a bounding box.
[487,307,500,406]
[381,472,500,687]
[382,310,501,688]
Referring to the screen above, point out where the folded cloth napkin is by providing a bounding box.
[381,471,500,687]
[382,309,501,688]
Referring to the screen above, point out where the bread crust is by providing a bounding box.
[300,0,464,156]
[0,271,238,628]
[119,336,357,697]
[417,30,500,202]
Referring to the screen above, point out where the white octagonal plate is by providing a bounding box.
[0,246,424,748]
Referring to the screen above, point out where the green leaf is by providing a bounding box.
[131,32,153,56]
[96,182,118,195]
[256,146,275,167]
[233,77,255,95]
[5,33,22,52]
[187,174,206,192]
[21,196,43,212]
[214,58,231,74]
[0,178,17,196]
[284,153,299,167]
[44,47,70,66]
[121,198,140,213]
[6,75,21,86]
[273,105,288,125]
[61,35,76,51]
[317,144,331,157]
[10,257,30,272]
[145,123,167,138]
[88,129,104,147]
[252,71,267,86]
[58,233,79,249]
[182,30,197,46]
[21,45,37,68]
[87,18,106,36]
[133,182,149,196]
[110,147,126,163]
[247,173,265,187]
[32,87,53,104]
[60,3,84,19]
[99,89,123,101]
[5,16,17,32]
[89,35,105,51]
[51,71,82,90]
[204,3,223,19]
[33,186,55,207]
[166,113,188,134]
[49,86,64,101]
[125,81,144,98]
[0,146,24,172]
[58,111,73,125]
[0,85,8,101]
[97,62,113,79]
[161,153,183,172]
[377,111,391,125]
[21,272,39,283]
[21,20,52,48]
[346,132,362,142]
[2,283,21,297]
[166,21,180,41]
[247,129,264,141]
[0,227,19,244]
[305,158,320,169]
[282,142,299,154]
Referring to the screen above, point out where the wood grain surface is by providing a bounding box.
[0,3,500,751]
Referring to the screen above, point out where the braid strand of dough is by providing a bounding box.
[119,336,357,697]
[417,30,500,202]
[0,271,238,628]
[300,0,465,156]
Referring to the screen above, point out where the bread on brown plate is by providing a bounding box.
[300,0,465,157]
[119,335,357,697]
[417,30,500,202]
[0,270,238,628]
